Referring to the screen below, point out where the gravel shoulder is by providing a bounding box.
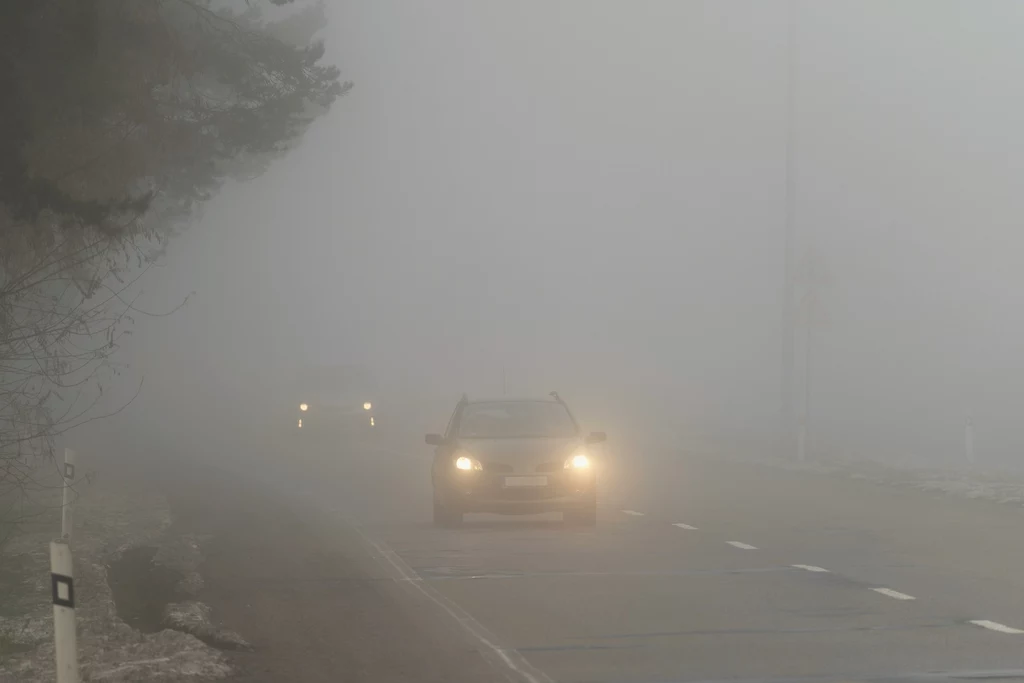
[159,455,507,683]
[3,444,507,683]
[0,457,230,683]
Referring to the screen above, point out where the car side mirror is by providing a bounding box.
[585,431,607,445]
[425,434,445,446]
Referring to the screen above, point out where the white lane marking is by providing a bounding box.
[672,523,698,530]
[726,541,758,550]
[621,510,645,516]
[348,525,553,683]
[970,620,1024,634]
[871,587,916,601]
[792,564,830,573]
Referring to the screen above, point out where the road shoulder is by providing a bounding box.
[164,459,510,683]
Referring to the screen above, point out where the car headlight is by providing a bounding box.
[363,402,372,411]
[299,403,309,412]
[454,452,482,471]
[565,451,591,469]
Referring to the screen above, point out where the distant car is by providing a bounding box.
[290,365,378,441]
[425,394,606,527]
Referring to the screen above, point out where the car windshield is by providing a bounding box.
[458,401,577,438]
[292,365,375,390]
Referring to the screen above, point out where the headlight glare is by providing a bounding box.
[454,452,482,471]
[567,451,591,469]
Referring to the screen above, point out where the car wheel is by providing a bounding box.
[564,502,597,527]
[433,497,462,528]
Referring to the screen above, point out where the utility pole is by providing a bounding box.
[781,0,799,457]
[794,237,830,462]
[964,414,975,465]
[798,244,816,461]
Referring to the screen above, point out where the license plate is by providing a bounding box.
[504,476,548,487]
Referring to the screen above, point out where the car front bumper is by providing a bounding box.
[438,470,596,514]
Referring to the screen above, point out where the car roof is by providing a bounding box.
[465,397,560,405]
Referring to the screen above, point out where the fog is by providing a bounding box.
[77,1,1024,469]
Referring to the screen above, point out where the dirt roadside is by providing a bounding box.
[2,437,507,683]
[157,455,508,683]
[0,455,231,683]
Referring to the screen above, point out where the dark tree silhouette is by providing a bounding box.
[0,0,348,542]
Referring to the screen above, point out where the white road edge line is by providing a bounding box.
[672,523,698,530]
[621,510,645,516]
[726,541,758,550]
[970,620,1024,634]
[871,587,916,601]
[792,565,830,573]
[348,524,553,683]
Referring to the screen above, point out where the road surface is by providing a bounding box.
[158,437,1024,683]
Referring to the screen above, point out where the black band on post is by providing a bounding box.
[51,573,75,608]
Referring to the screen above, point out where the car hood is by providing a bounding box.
[455,437,582,474]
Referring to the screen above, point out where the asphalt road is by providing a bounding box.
[169,435,1024,683]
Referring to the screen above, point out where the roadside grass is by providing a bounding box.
[0,633,33,657]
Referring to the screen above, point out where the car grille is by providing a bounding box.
[497,486,554,500]
[480,461,563,474]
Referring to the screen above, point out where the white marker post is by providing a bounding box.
[61,448,77,540]
[50,540,79,683]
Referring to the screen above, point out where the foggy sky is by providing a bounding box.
[96,1,1024,466]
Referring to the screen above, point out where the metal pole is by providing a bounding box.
[61,448,77,540]
[781,0,799,457]
[797,421,806,462]
[804,286,813,459]
[965,416,975,465]
[51,540,79,683]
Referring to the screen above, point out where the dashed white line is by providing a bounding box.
[672,523,698,530]
[792,565,830,573]
[970,620,1024,634]
[726,541,758,550]
[621,510,645,516]
[871,587,916,601]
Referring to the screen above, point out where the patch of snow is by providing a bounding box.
[723,449,1024,508]
[164,601,251,651]
[83,631,231,682]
